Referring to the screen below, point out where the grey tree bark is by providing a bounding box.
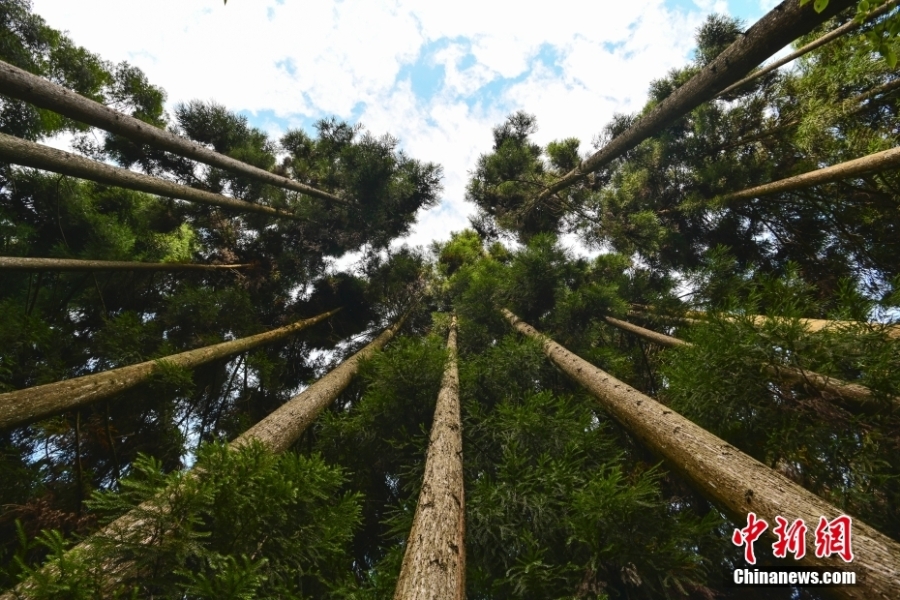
[0,308,340,430]
[0,60,345,205]
[534,0,855,205]
[0,132,297,218]
[502,308,900,600]
[0,257,251,271]
[718,146,900,203]
[603,315,896,410]
[393,315,465,600]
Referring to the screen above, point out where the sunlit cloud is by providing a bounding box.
[31,0,770,255]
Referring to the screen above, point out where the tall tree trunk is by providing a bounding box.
[633,305,900,340]
[394,315,465,600]
[0,60,345,205]
[233,304,414,453]
[501,308,900,600]
[0,307,412,600]
[717,0,900,97]
[0,132,297,218]
[718,145,900,203]
[534,0,854,204]
[0,308,340,430]
[0,257,251,271]
[603,315,896,410]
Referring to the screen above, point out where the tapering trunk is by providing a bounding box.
[632,305,900,339]
[0,308,412,600]
[0,257,251,271]
[394,315,465,600]
[232,306,414,453]
[717,0,900,97]
[0,60,345,205]
[718,146,900,203]
[0,132,296,218]
[0,308,340,430]
[603,315,896,410]
[502,308,900,600]
[536,0,854,203]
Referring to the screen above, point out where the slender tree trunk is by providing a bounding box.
[0,257,251,271]
[632,305,900,339]
[0,308,340,430]
[717,0,900,97]
[502,308,900,600]
[0,307,412,600]
[233,305,414,453]
[394,315,465,600]
[535,0,854,203]
[0,60,345,205]
[0,132,298,218]
[718,146,900,203]
[603,315,896,410]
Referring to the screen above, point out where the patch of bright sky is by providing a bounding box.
[33,0,787,268]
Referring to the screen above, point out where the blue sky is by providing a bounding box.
[33,0,785,262]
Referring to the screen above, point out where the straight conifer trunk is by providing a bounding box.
[719,146,900,203]
[631,305,900,339]
[393,315,465,600]
[232,306,414,453]
[502,308,900,600]
[536,0,854,203]
[0,257,251,271]
[0,308,340,430]
[0,309,411,600]
[602,315,895,411]
[0,132,297,218]
[717,0,900,97]
[0,60,345,205]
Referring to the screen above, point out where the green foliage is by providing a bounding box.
[659,275,900,539]
[11,441,361,599]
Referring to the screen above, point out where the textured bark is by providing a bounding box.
[0,308,339,430]
[603,315,897,410]
[232,306,414,453]
[502,309,900,600]
[0,60,345,205]
[535,0,855,204]
[0,257,251,271]
[718,0,900,97]
[394,315,465,600]
[633,305,900,339]
[0,132,296,218]
[719,146,900,203]
[0,308,410,600]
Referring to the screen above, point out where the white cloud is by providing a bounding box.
[30,0,761,256]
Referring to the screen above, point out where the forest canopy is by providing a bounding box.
[0,0,898,598]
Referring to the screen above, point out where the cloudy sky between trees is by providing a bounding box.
[31,0,779,258]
